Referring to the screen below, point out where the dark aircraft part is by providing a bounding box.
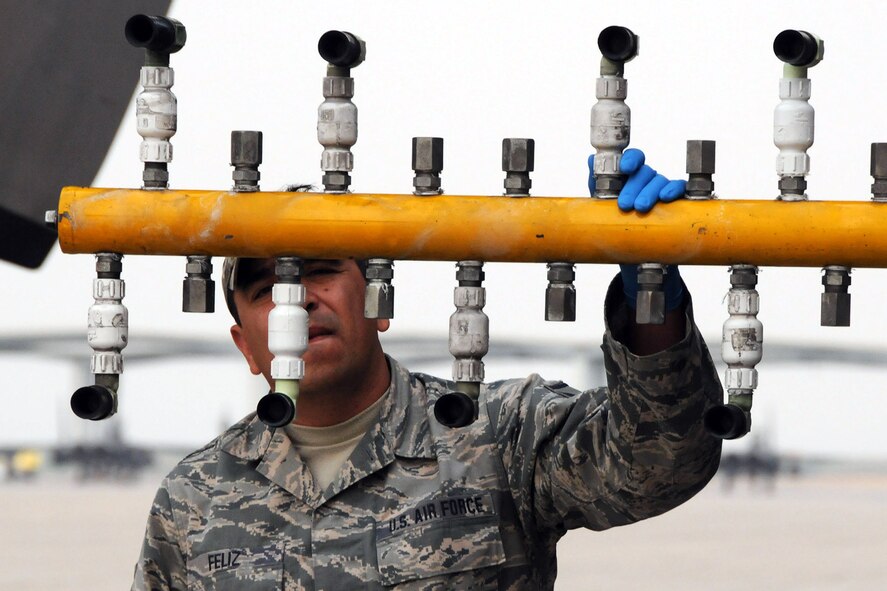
[0,0,170,268]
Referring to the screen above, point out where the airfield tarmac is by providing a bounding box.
[2,466,885,590]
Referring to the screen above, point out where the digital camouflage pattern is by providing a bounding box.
[133,280,722,590]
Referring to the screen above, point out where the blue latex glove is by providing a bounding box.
[587,148,687,213]
[587,148,686,309]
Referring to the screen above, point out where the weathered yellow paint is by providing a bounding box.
[56,186,887,267]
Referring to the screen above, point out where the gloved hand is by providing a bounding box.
[587,148,687,213]
[587,148,686,310]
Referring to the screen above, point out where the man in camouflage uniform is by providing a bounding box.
[133,150,722,590]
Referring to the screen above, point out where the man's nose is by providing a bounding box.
[303,287,318,312]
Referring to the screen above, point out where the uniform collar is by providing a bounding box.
[218,356,436,508]
[379,355,437,460]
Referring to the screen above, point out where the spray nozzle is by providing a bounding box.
[597,25,639,64]
[125,14,186,66]
[773,29,823,69]
[318,30,366,69]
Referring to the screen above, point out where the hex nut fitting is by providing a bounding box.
[412,137,444,173]
[275,258,302,281]
[364,283,394,319]
[183,278,215,313]
[502,138,535,173]
[455,262,484,284]
[545,284,577,322]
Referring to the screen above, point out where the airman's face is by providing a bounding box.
[229,259,389,397]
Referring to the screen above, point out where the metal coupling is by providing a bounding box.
[591,25,637,198]
[74,253,128,420]
[440,261,487,429]
[871,143,887,202]
[773,30,822,201]
[231,131,263,192]
[412,137,444,195]
[182,255,214,313]
[705,264,762,439]
[44,210,58,229]
[136,66,176,189]
[449,261,488,401]
[364,258,394,319]
[635,263,666,325]
[317,31,363,193]
[821,265,851,327]
[685,140,716,199]
[545,263,576,322]
[259,256,308,427]
[502,138,534,197]
[127,16,186,190]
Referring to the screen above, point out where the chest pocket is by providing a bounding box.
[375,493,505,589]
[187,545,283,591]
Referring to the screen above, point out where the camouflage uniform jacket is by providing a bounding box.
[133,281,723,590]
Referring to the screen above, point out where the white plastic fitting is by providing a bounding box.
[268,283,308,381]
[449,286,489,383]
[721,276,763,392]
[590,76,630,182]
[88,278,128,375]
[774,77,813,180]
[317,76,357,175]
[137,66,177,163]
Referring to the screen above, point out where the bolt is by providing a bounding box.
[231,131,263,191]
[455,261,484,286]
[821,266,851,327]
[275,257,302,283]
[871,143,887,201]
[364,259,394,319]
[183,255,215,313]
[502,138,535,196]
[686,140,715,199]
[594,175,624,198]
[636,263,666,325]
[183,277,215,313]
[142,162,169,189]
[545,263,576,322]
[412,137,444,195]
[778,176,807,200]
[729,265,759,288]
[322,171,351,192]
[95,253,123,278]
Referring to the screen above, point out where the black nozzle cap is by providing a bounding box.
[433,392,476,428]
[125,14,186,54]
[598,26,639,63]
[71,385,116,421]
[703,404,750,440]
[257,392,296,428]
[773,30,818,66]
[318,30,365,68]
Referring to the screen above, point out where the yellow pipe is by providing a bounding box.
[57,186,887,267]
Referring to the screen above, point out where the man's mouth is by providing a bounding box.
[308,326,333,340]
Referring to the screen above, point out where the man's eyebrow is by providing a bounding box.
[237,259,346,291]
[235,259,275,291]
[302,259,345,269]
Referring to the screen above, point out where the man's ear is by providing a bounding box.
[230,324,262,375]
[376,318,390,333]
